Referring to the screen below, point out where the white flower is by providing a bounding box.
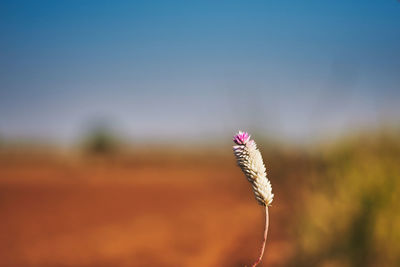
[233,131,274,206]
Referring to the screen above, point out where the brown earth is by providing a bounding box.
[0,151,295,267]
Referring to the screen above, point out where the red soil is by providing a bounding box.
[0,153,293,266]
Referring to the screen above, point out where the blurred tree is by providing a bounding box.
[80,123,122,156]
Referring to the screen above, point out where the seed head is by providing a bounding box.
[233,131,274,206]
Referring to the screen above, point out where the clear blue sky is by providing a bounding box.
[1,1,399,143]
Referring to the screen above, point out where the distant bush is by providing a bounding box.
[80,125,122,156]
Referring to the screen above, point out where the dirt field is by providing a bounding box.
[0,150,295,267]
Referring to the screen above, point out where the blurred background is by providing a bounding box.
[1,1,399,266]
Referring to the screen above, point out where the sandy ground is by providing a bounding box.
[0,152,294,266]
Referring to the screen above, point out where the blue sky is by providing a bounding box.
[1,1,399,143]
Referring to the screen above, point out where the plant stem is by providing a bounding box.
[251,205,269,267]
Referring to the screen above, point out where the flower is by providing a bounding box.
[233,131,274,206]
